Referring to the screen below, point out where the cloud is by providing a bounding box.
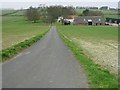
[0,0,119,9]
[0,0,119,2]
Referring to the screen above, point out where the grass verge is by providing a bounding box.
[58,31,118,88]
[1,30,49,62]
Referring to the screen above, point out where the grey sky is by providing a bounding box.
[0,0,119,9]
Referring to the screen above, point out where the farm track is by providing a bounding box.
[2,26,89,88]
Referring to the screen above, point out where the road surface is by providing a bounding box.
[2,26,89,88]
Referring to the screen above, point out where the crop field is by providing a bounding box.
[2,16,50,50]
[58,26,118,74]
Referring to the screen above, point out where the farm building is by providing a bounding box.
[106,18,120,24]
[57,15,78,25]
[57,16,64,22]
[63,15,78,23]
[73,16,105,25]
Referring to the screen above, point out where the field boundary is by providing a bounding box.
[58,30,118,88]
[1,29,49,63]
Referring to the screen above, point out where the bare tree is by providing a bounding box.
[46,5,76,24]
[82,9,103,16]
[25,6,40,23]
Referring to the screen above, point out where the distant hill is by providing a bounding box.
[1,9,25,16]
[75,9,118,19]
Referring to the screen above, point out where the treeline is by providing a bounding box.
[76,6,98,9]
[76,6,117,10]
[25,5,117,23]
[25,5,76,23]
[82,9,103,16]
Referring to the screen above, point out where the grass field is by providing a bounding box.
[58,26,118,73]
[58,25,118,88]
[1,9,25,16]
[1,10,17,15]
[10,10,25,16]
[75,9,118,18]
[2,16,50,50]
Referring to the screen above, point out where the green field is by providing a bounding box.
[1,9,25,16]
[75,9,118,18]
[58,26,118,41]
[10,10,25,16]
[2,16,50,49]
[2,10,17,15]
[58,26,118,73]
[58,25,118,88]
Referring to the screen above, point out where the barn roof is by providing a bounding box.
[75,16,104,19]
[64,15,78,19]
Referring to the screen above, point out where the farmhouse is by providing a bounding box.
[73,16,105,25]
[63,15,78,23]
[57,15,78,25]
[57,16,63,22]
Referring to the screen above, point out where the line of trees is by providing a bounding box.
[25,5,76,23]
[25,6,40,23]
[82,9,103,16]
[76,6,98,9]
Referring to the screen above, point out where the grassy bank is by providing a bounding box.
[1,16,50,62]
[57,26,118,88]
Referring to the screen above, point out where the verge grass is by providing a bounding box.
[1,30,48,62]
[1,16,50,62]
[57,25,118,88]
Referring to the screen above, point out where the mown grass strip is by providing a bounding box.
[58,31,118,88]
[0,30,49,63]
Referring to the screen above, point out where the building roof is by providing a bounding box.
[75,16,103,19]
[64,15,78,19]
[73,16,105,24]
[74,16,104,21]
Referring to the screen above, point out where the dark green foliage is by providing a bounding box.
[1,30,48,62]
[82,9,103,16]
[83,9,90,16]
[100,6,108,10]
[25,5,76,24]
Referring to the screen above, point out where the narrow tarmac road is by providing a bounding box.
[2,26,89,88]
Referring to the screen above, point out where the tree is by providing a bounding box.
[25,5,76,24]
[99,6,108,10]
[82,9,103,16]
[25,6,40,23]
[46,5,76,24]
[82,9,89,16]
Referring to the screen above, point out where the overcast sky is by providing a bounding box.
[0,0,120,9]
